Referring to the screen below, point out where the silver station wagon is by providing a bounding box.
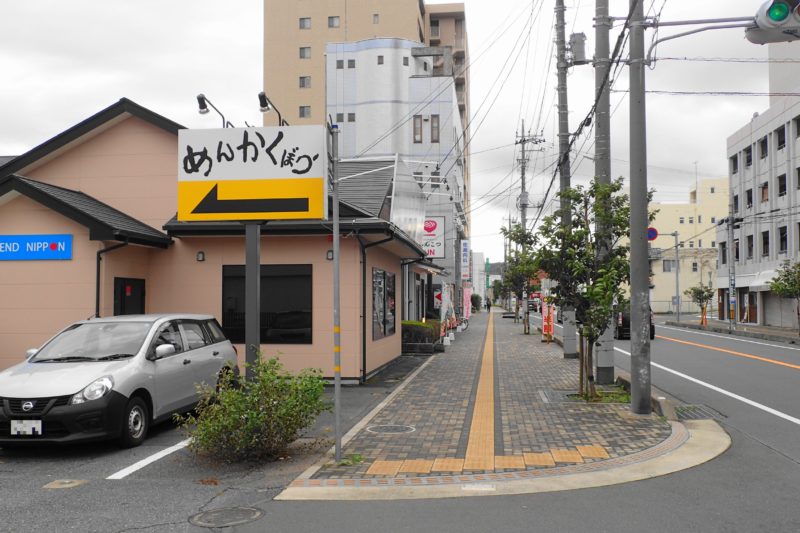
[0,314,238,447]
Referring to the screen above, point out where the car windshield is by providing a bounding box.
[31,321,153,362]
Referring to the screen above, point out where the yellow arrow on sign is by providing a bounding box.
[177,178,326,221]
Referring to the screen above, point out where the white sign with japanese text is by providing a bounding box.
[177,126,327,221]
[422,216,445,259]
[461,239,470,280]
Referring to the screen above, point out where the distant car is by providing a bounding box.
[614,306,655,340]
[0,314,238,448]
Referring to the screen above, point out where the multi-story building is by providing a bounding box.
[649,179,728,314]
[716,44,800,327]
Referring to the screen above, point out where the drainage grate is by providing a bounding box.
[189,507,263,528]
[366,424,416,434]
[540,390,581,403]
[675,404,726,421]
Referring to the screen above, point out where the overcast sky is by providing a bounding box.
[0,1,777,263]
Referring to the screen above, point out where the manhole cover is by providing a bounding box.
[188,507,263,528]
[366,424,416,434]
[675,405,726,421]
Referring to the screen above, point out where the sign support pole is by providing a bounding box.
[331,124,342,463]
[244,221,262,380]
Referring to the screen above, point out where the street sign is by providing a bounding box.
[647,227,658,241]
[177,126,327,221]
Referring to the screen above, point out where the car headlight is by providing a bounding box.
[71,376,114,404]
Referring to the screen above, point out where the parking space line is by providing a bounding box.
[106,438,191,480]
[614,347,800,427]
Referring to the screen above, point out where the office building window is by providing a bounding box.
[730,154,738,174]
[795,115,800,138]
[796,167,800,189]
[403,56,409,66]
[373,13,380,24]
[762,230,770,256]
[698,215,702,223]
[699,239,703,248]
[778,174,787,196]
[347,113,355,122]
[711,217,716,224]
[299,17,311,29]
[423,61,428,71]
[336,59,344,69]
[328,16,340,28]
[299,76,311,88]
[720,242,727,265]
[689,241,695,248]
[679,216,685,224]
[430,19,440,38]
[692,262,698,273]
[431,114,440,143]
[776,125,786,150]
[711,240,716,248]
[347,59,356,68]
[372,268,396,339]
[759,136,768,159]
[779,226,788,252]
[377,55,384,65]
[299,47,311,59]
[746,188,753,208]
[222,265,312,344]
[413,115,423,143]
[689,216,694,224]
[299,106,311,118]
[744,146,752,167]
[733,194,739,212]
[747,235,754,258]
[335,113,344,123]
[761,182,769,203]
[734,239,739,261]
[710,186,716,193]
[663,260,676,273]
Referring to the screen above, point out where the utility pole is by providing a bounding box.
[727,199,737,333]
[629,0,651,414]
[670,231,681,322]
[594,0,614,384]
[556,0,578,359]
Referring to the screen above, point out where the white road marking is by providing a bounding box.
[658,325,800,353]
[106,439,191,480]
[614,347,800,427]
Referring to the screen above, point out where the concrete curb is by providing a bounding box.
[665,320,799,345]
[274,420,730,501]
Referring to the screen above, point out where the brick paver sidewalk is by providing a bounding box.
[309,311,674,481]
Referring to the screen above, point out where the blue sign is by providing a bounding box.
[647,227,658,241]
[0,234,73,261]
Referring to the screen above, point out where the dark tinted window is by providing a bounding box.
[222,265,312,344]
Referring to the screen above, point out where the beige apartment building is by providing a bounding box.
[648,178,728,314]
[262,0,471,219]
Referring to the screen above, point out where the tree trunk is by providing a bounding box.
[796,300,800,337]
[586,336,597,399]
[578,331,584,397]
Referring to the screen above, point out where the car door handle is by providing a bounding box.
[212,351,220,356]
[183,359,191,365]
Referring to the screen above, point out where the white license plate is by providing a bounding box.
[10,419,42,436]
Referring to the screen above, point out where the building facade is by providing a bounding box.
[715,44,800,327]
[649,178,728,314]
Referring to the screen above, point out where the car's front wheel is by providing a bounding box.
[119,396,149,448]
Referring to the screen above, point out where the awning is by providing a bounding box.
[750,270,776,292]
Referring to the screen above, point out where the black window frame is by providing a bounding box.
[222,264,313,345]
[347,59,356,68]
[759,137,768,159]
[779,226,788,252]
[730,154,738,174]
[746,235,754,259]
[744,146,753,167]
[746,188,753,208]
[762,230,770,256]
[778,174,787,196]
[372,268,396,340]
[776,125,786,150]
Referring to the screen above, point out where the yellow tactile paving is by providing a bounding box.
[398,459,434,474]
[365,460,403,476]
[550,449,585,464]
[523,452,556,467]
[494,455,526,470]
[431,458,465,472]
[577,445,610,459]
[463,315,495,471]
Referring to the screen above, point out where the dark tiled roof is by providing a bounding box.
[0,98,183,178]
[337,159,395,218]
[0,156,15,167]
[0,175,172,248]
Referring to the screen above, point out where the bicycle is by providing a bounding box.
[457,316,469,331]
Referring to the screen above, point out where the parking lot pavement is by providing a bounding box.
[0,355,428,532]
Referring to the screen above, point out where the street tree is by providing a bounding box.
[532,178,634,398]
[501,223,538,327]
[684,285,715,326]
[769,259,800,337]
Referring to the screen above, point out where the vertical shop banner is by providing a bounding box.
[463,286,472,319]
[422,216,445,258]
[460,240,470,280]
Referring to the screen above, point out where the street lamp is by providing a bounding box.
[195,94,234,128]
[258,92,288,126]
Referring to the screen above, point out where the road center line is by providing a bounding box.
[659,325,800,353]
[106,438,191,480]
[614,347,800,427]
[463,313,495,471]
[657,335,800,371]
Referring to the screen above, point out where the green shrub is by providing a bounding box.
[177,357,329,462]
[401,320,440,343]
[471,294,482,311]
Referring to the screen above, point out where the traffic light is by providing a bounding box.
[746,0,800,44]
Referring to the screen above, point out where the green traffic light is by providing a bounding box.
[768,1,791,21]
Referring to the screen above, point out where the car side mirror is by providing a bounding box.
[25,348,38,359]
[152,344,176,360]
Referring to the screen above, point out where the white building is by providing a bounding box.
[326,38,469,314]
[716,44,800,327]
[472,251,486,302]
